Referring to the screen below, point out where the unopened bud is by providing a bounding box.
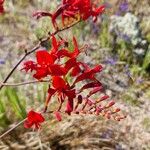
[105,101,115,108]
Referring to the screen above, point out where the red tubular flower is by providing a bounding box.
[44,88,56,112]
[80,81,102,92]
[105,101,115,109]
[87,86,103,97]
[65,98,74,115]
[0,0,5,14]
[73,65,103,85]
[44,76,76,112]
[99,95,109,101]
[65,58,79,71]
[24,110,45,129]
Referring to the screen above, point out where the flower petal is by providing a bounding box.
[24,110,45,129]
[36,50,54,65]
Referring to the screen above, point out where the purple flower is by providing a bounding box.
[122,34,130,42]
[90,21,99,35]
[0,59,5,65]
[104,56,118,65]
[136,77,144,84]
[119,0,128,12]
[114,30,131,43]
[116,0,129,16]
[124,65,132,78]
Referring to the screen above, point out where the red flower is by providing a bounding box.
[0,0,5,14]
[62,0,105,25]
[57,36,80,58]
[21,61,37,72]
[22,36,82,79]
[44,76,76,113]
[23,35,126,123]
[22,50,67,79]
[73,65,103,85]
[33,0,105,29]
[52,76,69,90]
[24,110,45,129]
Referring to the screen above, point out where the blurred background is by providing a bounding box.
[0,0,150,149]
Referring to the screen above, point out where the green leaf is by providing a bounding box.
[5,88,26,119]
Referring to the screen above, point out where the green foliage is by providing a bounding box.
[130,65,144,76]
[122,93,140,106]
[99,22,110,48]
[142,49,150,71]
[0,98,11,128]
[146,33,150,43]
[0,87,26,128]
[5,88,26,119]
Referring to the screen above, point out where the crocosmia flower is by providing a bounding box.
[24,110,45,129]
[23,35,126,123]
[33,0,105,29]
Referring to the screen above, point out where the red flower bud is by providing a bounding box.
[54,111,62,121]
[65,99,73,115]
[105,101,115,109]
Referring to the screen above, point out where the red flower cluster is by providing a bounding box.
[24,110,45,129]
[23,35,126,128]
[33,0,105,29]
[22,35,81,79]
[0,0,5,14]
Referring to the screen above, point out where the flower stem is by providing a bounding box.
[0,118,27,139]
[0,80,50,86]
